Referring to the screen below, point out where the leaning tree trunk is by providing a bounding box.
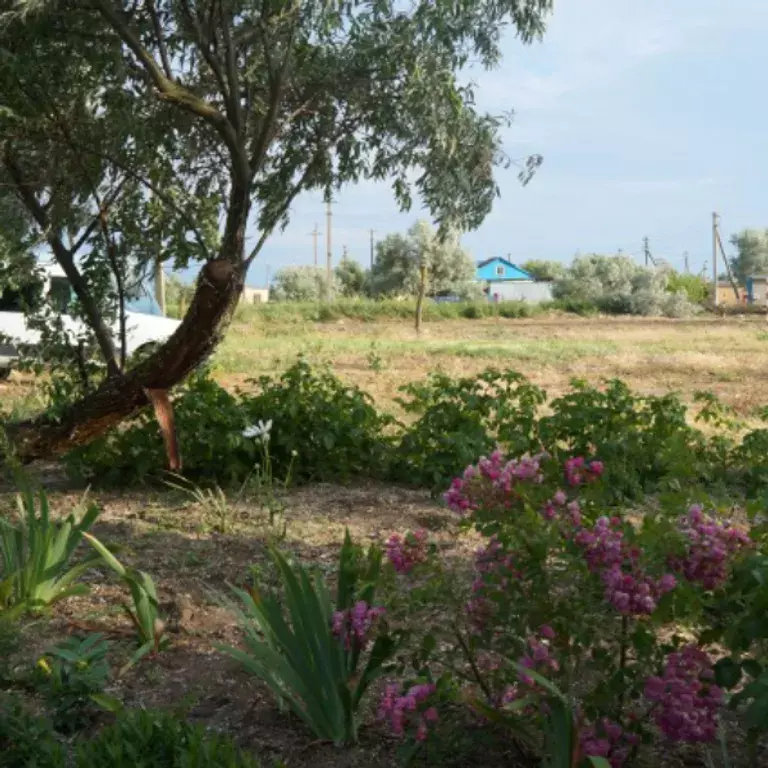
[5,257,245,463]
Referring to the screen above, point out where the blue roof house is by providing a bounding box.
[475,257,533,282]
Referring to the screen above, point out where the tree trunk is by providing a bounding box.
[5,257,244,463]
[415,262,427,334]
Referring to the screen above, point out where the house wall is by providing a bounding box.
[747,278,768,304]
[715,284,747,306]
[241,287,270,304]
[487,281,553,303]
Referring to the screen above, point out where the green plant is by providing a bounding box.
[0,488,101,618]
[34,633,112,733]
[74,708,262,767]
[84,535,168,669]
[165,475,235,534]
[0,693,66,768]
[219,532,400,745]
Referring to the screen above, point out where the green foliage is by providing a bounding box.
[730,229,768,285]
[84,534,168,669]
[219,532,399,745]
[34,633,111,733]
[394,369,545,491]
[242,359,395,484]
[270,266,337,302]
[520,259,566,282]
[0,693,66,768]
[0,702,262,767]
[0,489,101,618]
[552,254,698,317]
[335,256,369,298]
[666,271,709,304]
[75,709,262,767]
[539,379,705,501]
[368,221,476,298]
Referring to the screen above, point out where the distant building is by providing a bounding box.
[475,257,553,303]
[746,275,768,305]
[715,282,747,307]
[241,287,270,304]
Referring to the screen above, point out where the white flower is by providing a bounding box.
[242,419,272,442]
[291,449,298,457]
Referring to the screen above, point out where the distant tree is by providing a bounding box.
[271,266,335,302]
[553,254,697,318]
[666,272,709,304]
[368,220,475,300]
[335,257,368,298]
[730,229,768,284]
[520,259,565,281]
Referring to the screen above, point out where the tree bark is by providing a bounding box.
[415,262,427,334]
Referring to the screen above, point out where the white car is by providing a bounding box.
[0,264,181,379]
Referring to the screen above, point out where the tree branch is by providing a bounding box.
[3,144,122,378]
[220,0,243,134]
[146,0,174,80]
[95,0,243,170]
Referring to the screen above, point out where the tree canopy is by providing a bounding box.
[368,220,477,298]
[0,0,552,462]
[730,229,768,284]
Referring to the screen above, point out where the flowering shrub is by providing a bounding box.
[378,682,438,741]
[435,451,754,764]
[331,601,386,651]
[385,530,429,574]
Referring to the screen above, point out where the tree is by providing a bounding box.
[552,254,697,317]
[730,229,768,284]
[1,0,551,464]
[335,256,368,298]
[271,266,335,302]
[520,259,565,282]
[368,220,475,299]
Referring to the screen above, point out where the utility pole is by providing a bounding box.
[714,212,741,303]
[154,258,166,316]
[265,264,271,290]
[369,229,375,269]
[325,197,333,301]
[712,212,719,307]
[684,251,690,274]
[309,223,320,267]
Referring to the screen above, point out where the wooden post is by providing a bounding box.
[326,199,332,301]
[712,212,719,308]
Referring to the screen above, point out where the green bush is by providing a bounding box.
[76,709,262,767]
[0,703,263,767]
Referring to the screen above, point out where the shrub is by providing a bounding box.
[75,709,262,767]
[0,694,66,767]
[553,254,697,318]
[34,633,111,733]
[425,453,754,765]
[219,532,401,745]
[271,265,336,302]
[393,369,546,492]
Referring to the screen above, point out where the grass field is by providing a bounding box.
[215,313,768,418]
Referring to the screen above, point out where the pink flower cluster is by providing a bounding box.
[564,456,604,487]
[466,535,521,630]
[331,601,385,650]
[378,682,438,741]
[579,718,639,767]
[675,505,751,590]
[575,516,677,615]
[502,626,559,704]
[444,450,546,516]
[385,529,429,574]
[541,488,582,525]
[644,645,722,743]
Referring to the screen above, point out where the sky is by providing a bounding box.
[241,0,768,287]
